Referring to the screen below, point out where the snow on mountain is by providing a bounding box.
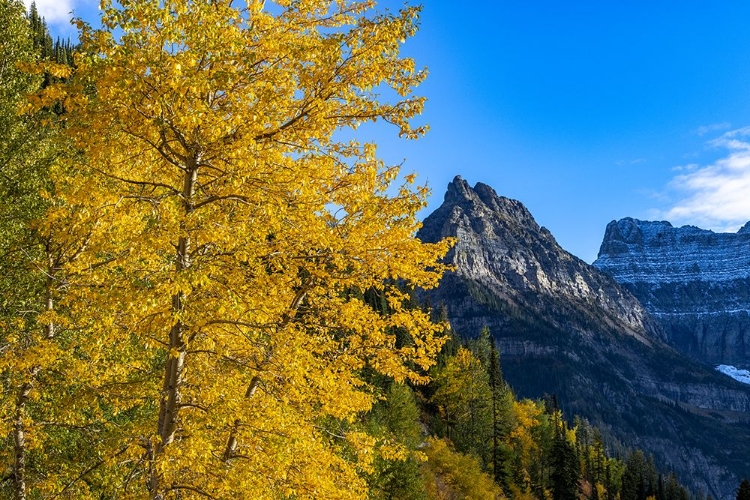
[594,219,750,285]
[716,365,750,385]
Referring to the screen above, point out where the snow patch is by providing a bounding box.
[715,364,750,385]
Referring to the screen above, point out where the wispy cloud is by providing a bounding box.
[615,158,647,166]
[659,127,750,231]
[695,122,731,136]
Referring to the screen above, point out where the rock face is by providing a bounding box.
[593,218,750,367]
[418,177,750,499]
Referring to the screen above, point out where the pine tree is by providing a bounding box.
[367,383,428,500]
[432,347,493,467]
[658,474,667,500]
[488,335,514,491]
[550,421,580,500]
[737,479,750,500]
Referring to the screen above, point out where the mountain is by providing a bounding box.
[593,217,750,368]
[418,177,750,499]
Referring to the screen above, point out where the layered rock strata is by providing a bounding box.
[594,218,750,367]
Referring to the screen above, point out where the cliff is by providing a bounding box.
[594,217,750,367]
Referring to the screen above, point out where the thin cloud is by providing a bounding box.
[671,163,699,173]
[660,127,750,231]
[615,158,647,166]
[695,122,731,136]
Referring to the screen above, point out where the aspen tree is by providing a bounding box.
[44,0,451,497]
[0,3,85,497]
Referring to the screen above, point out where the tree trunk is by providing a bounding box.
[151,159,198,498]
[222,376,261,461]
[44,266,54,339]
[13,383,33,500]
[14,259,55,500]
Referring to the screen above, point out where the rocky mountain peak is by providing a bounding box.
[420,179,661,345]
[443,176,541,231]
[443,175,473,204]
[598,218,675,256]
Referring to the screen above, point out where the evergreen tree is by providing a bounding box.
[606,463,617,500]
[657,474,667,500]
[737,479,750,500]
[368,383,428,500]
[472,325,493,368]
[27,2,52,60]
[432,347,493,468]
[592,429,607,485]
[621,450,648,500]
[488,338,514,490]
[665,473,689,500]
[550,422,580,500]
[645,455,658,499]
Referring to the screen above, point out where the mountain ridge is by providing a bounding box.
[418,177,750,499]
[594,217,750,367]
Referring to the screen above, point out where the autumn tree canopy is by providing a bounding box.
[28,0,452,498]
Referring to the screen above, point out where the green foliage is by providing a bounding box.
[27,2,74,66]
[0,3,81,498]
[367,383,429,500]
[431,347,493,467]
[420,330,698,500]
[550,428,580,500]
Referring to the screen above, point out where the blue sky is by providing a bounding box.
[35,0,750,262]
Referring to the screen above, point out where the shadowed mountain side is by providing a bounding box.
[418,176,750,499]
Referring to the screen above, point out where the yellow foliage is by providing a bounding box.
[596,482,608,499]
[422,437,506,500]
[37,0,452,497]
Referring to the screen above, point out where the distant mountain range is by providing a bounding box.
[418,177,750,499]
[594,217,750,368]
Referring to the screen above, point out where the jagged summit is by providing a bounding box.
[443,175,473,204]
[420,178,657,342]
[421,177,550,249]
[445,176,532,221]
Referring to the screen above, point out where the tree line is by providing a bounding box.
[395,324,703,500]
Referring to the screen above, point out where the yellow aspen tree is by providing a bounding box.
[47,0,451,498]
[0,4,105,498]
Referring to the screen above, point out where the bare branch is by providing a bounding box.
[49,445,130,499]
[167,484,217,499]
